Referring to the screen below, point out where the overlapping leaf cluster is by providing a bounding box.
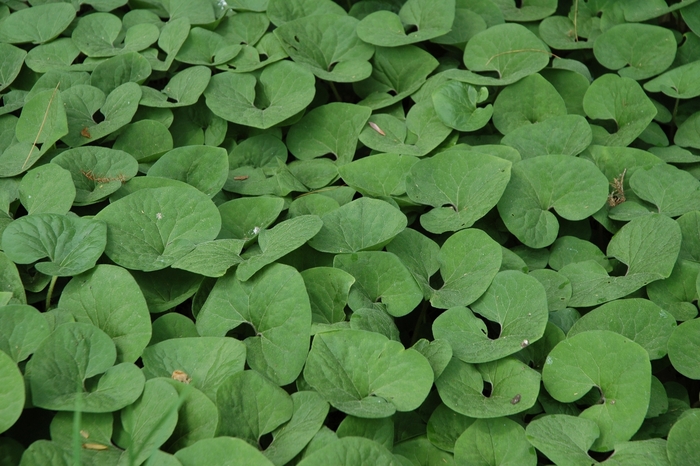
[1,0,700,465]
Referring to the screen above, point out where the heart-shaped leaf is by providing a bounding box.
[304,329,433,418]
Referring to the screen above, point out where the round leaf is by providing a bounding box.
[542,330,652,452]
[334,251,423,317]
[58,265,151,364]
[431,228,502,309]
[142,337,246,402]
[19,164,75,214]
[436,357,541,419]
[497,155,609,248]
[0,350,24,435]
[568,298,676,360]
[304,329,433,418]
[2,213,106,276]
[668,318,700,379]
[0,304,49,363]
[0,4,76,44]
[667,409,700,466]
[217,370,293,445]
[204,60,316,129]
[196,263,311,386]
[454,417,537,466]
[95,186,221,271]
[594,24,676,80]
[406,149,511,234]
[433,270,548,363]
[148,145,228,197]
[308,197,407,254]
[26,322,145,412]
[176,437,274,466]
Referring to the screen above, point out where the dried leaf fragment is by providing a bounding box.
[369,121,385,136]
[172,369,191,384]
[83,443,109,451]
[607,169,627,207]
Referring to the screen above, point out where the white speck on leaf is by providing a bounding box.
[546,356,553,365]
[156,212,163,220]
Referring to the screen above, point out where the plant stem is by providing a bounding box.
[46,275,58,311]
[329,81,343,102]
[410,301,428,346]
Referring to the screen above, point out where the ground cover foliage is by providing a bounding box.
[2,0,700,464]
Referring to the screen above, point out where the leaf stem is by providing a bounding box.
[410,301,428,346]
[72,379,83,466]
[46,275,58,310]
[329,81,343,102]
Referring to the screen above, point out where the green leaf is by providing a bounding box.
[217,196,284,241]
[286,103,371,165]
[263,391,330,466]
[594,24,676,80]
[112,119,174,163]
[24,38,80,73]
[393,436,454,465]
[175,437,274,466]
[492,73,567,135]
[0,4,76,44]
[0,304,49,362]
[667,318,700,379]
[454,417,537,466]
[497,155,609,248]
[667,409,700,466]
[529,268,572,311]
[436,356,540,418]
[301,267,355,325]
[162,0,217,25]
[645,60,700,99]
[549,235,611,272]
[430,228,502,309]
[356,0,455,47]
[629,163,700,217]
[493,0,556,21]
[0,350,24,435]
[426,403,475,453]
[308,198,406,254]
[0,87,67,177]
[58,264,151,364]
[542,330,652,452]
[142,337,246,402]
[171,239,245,277]
[296,437,395,466]
[0,254,26,305]
[2,213,106,276]
[90,51,152,95]
[646,260,699,321]
[161,379,218,451]
[204,61,316,129]
[412,338,452,379]
[140,66,211,108]
[0,44,26,93]
[562,214,682,307]
[405,149,511,234]
[60,82,142,147]
[582,74,657,146]
[443,23,550,86]
[275,14,374,82]
[196,263,311,386]
[51,146,139,206]
[358,100,452,156]
[568,298,676,360]
[19,164,75,214]
[525,414,599,466]
[148,145,228,197]
[385,227,440,299]
[26,322,145,412]
[431,80,493,132]
[353,45,439,110]
[119,378,179,466]
[336,416,394,451]
[267,0,347,26]
[95,186,221,272]
[433,270,548,363]
[131,268,203,314]
[334,251,423,317]
[72,13,159,57]
[236,215,323,281]
[501,114,592,158]
[303,329,433,418]
[539,16,594,51]
[217,370,293,444]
